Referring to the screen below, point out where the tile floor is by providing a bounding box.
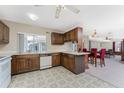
[9,66,115,88]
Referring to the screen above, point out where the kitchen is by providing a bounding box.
[1,5,123,88]
[0,20,90,88]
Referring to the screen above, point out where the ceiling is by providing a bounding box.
[0,5,124,39]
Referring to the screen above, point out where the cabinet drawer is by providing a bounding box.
[13,54,39,58]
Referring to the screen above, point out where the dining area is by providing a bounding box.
[81,39,124,87]
[82,48,106,69]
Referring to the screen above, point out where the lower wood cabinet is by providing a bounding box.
[61,54,75,72]
[52,53,61,66]
[11,54,40,75]
[68,55,75,72]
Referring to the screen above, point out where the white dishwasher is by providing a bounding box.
[40,54,52,70]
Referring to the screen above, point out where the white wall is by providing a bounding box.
[90,41,112,51]
[83,35,89,50]
[0,20,65,54]
[83,35,113,51]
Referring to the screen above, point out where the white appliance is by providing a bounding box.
[40,54,52,70]
[71,41,77,52]
[0,56,11,88]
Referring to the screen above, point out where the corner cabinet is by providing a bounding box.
[51,27,83,48]
[11,54,40,75]
[0,21,9,44]
[64,27,83,51]
[51,32,64,45]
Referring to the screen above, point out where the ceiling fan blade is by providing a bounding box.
[65,5,80,14]
[55,5,62,19]
[34,5,43,7]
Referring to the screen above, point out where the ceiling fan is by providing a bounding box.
[34,5,80,19]
[55,5,80,19]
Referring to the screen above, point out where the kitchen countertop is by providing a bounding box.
[15,51,63,55]
[0,56,11,61]
[14,51,90,56]
[62,51,90,55]
[0,51,90,56]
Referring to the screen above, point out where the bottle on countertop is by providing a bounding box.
[71,41,77,52]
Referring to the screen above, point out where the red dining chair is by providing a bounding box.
[90,48,97,67]
[82,48,87,52]
[97,49,106,67]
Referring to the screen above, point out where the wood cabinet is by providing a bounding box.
[61,53,85,74]
[64,32,71,42]
[121,40,124,61]
[51,27,83,51]
[61,53,75,72]
[51,32,64,45]
[62,53,68,68]
[52,53,61,66]
[0,21,9,44]
[70,30,75,41]
[64,27,82,41]
[68,55,75,72]
[11,54,40,75]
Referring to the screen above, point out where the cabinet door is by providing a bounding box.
[17,58,29,73]
[74,29,78,41]
[28,55,40,71]
[66,32,71,41]
[68,55,75,72]
[0,22,4,42]
[62,54,69,69]
[64,33,67,42]
[51,33,56,44]
[52,54,60,66]
[70,30,75,41]
[11,57,28,75]
[3,26,9,43]
[51,32,64,45]
[11,58,18,75]
[59,34,64,44]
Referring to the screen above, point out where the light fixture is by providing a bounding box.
[91,29,97,37]
[27,13,39,21]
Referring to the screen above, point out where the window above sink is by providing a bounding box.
[18,33,47,53]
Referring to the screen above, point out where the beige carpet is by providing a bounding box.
[86,56,124,88]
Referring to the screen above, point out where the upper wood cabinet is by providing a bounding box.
[51,27,83,50]
[0,21,9,44]
[51,32,64,45]
[11,54,40,75]
[64,32,71,42]
[64,27,82,42]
